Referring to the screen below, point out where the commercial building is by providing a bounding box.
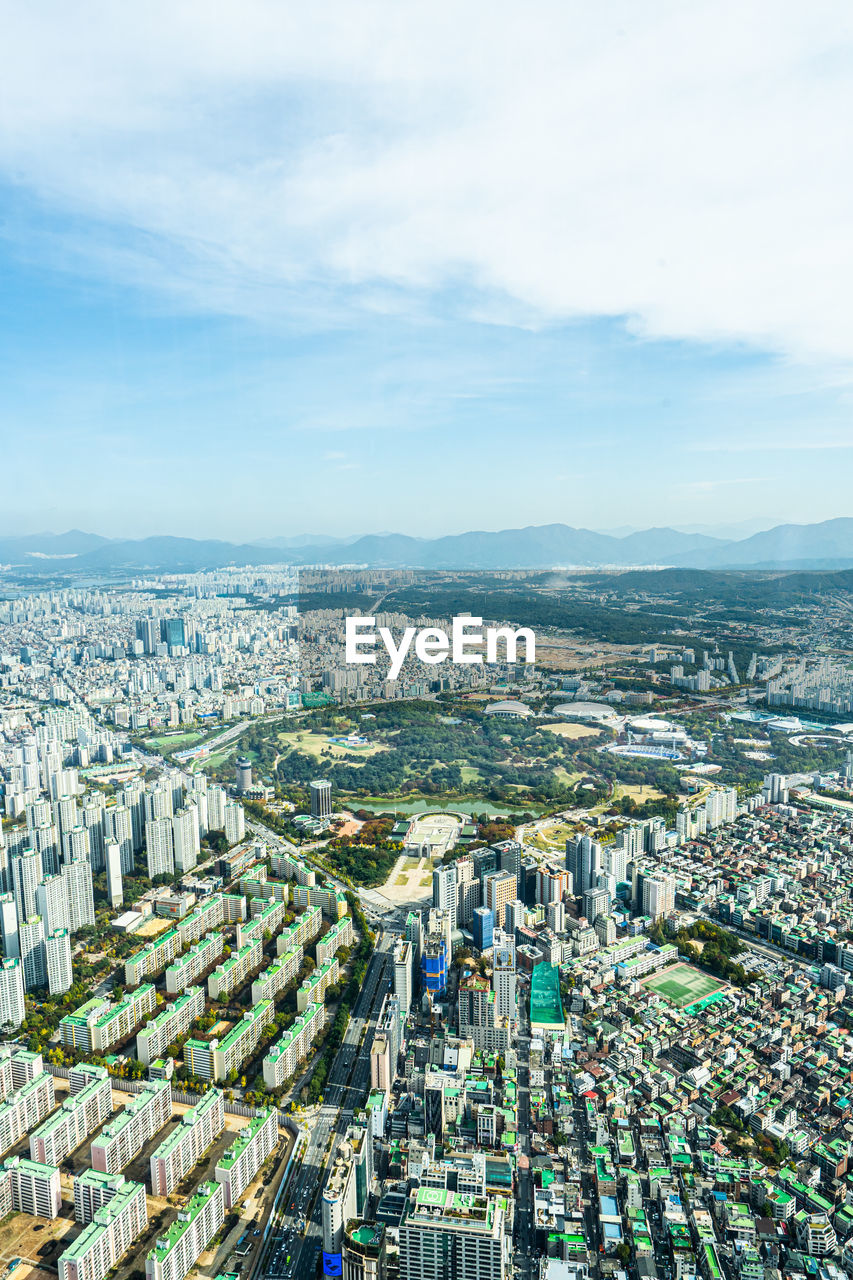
[342,1222,387,1280]
[263,1002,326,1088]
[310,779,333,819]
[145,1180,224,1280]
[214,1107,277,1208]
[150,1089,225,1196]
[60,985,156,1053]
[59,1175,147,1280]
[30,1065,112,1165]
[165,933,224,994]
[137,987,206,1065]
[322,1121,373,1257]
[90,1080,172,1175]
[184,1000,274,1082]
[398,1186,508,1280]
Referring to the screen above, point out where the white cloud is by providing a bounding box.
[2,1,853,359]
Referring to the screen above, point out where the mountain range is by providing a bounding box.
[2,519,853,573]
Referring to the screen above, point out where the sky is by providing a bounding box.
[2,1,853,541]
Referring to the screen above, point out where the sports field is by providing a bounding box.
[639,962,728,1008]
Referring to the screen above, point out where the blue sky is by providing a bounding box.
[1,1,853,540]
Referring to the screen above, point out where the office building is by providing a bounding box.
[399,1186,508,1280]
[582,886,610,925]
[472,906,494,953]
[342,1222,387,1280]
[393,938,413,1015]
[310,779,333,819]
[483,870,516,932]
[566,834,602,898]
[492,934,516,1020]
[432,864,458,932]
[235,758,253,794]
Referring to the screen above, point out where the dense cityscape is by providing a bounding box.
[0,563,852,1280]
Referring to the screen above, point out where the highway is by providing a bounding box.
[262,932,394,1280]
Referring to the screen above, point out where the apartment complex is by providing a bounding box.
[60,985,156,1053]
[59,1175,147,1280]
[214,1107,277,1209]
[296,957,339,1012]
[275,904,323,957]
[315,914,354,967]
[164,933,224,994]
[263,1001,326,1088]
[183,1000,274,1082]
[29,1065,112,1165]
[250,946,303,1005]
[145,1180,224,1280]
[150,1089,225,1196]
[136,987,205,1065]
[207,939,262,1001]
[90,1080,172,1175]
[0,1072,55,1158]
[125,928,181,987]
[235,896,288,948]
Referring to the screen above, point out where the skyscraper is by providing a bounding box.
[19,916,47,990]
[566,834,602,898]
[105,842,123,909]
[310,779,333,819]
[432,864,458,933]
[172,807,200,874]
[46,929,73,996]
[0,958,25,1029]
[145,818,175,879]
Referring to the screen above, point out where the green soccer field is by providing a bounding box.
[640,963,725,1007]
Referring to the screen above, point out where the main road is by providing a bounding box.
[262,932,394,1280]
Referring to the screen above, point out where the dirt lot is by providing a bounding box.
[0,1212,79,1280]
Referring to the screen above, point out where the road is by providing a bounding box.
[262,932,394,1279]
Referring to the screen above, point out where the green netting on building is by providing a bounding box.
[530,963,565,1029]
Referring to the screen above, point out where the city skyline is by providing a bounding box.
[2,3,853,537]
